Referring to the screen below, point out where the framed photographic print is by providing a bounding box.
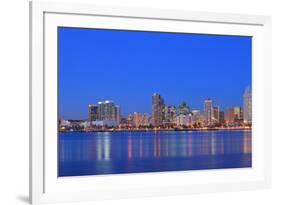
[30,1,272,204]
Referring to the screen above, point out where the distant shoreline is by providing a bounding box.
[59,127,251,133]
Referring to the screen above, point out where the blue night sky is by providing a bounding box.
[58,27,252,120]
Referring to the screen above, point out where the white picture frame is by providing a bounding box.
[30,1,272,204]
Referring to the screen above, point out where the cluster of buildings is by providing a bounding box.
[88,100,121,127]
[149,86,251,128]
[59,87,252,131]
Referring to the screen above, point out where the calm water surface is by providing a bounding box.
[58,130,252,177]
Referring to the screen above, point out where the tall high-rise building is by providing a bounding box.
[152,93,165,127]
[115,105,121,125]
[89,100,121,127]
[163,105,177,125]
[213,106,220,123]
[204,98,213,125]
[243,87,252,123]
[97,101,105,120]
[89,104,98,121]
[219,111,225,124]
[103,100,115,120]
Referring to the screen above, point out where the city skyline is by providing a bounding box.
[61,90,250,121]
[59,27,252,120]
[59,88,251,132]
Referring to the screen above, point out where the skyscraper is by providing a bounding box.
[243,87,252,123]
[152,93,165,127]
[91,100,121,127]
[213,106,220,123]
[103,100,115,120]
[219,111,225,124]
[89,104,98,121]
[97,101,105,120]
[115,105,121,125]
[163,105,177,126]
[204,98,213,125]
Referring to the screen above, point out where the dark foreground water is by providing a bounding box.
[58,130,252,177]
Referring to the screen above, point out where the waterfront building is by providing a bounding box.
[59,120,85,131]
[91,120,117,127]
[120,117,127,124]
[243,87,252,123]
[226,107,242,123]
[178,102,190,115]
[131,112,151,127]
[189,110,206,127]
[102,100,116,120]
[115,105,121,125]
[219,111,225,124]
[187,113,193,126]
[89,104,98,121]
[97,101,105,120]
[88,100,121,127]
[143,113,150,126]
[204,98,213,125]
[127,114,134,127]
[234,106,242,121]
[81,121,91,129]
[225,108,234,122]
[163,105,177,126]
[213,106,220,124]
[176,114,189,127]
[133,112,143,127]
[60,119,71,127]
[152,93,165,127]
[191,110,200,125]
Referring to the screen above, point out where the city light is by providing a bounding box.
[59,87,252,132]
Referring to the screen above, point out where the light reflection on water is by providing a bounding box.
[59,130,252,176]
